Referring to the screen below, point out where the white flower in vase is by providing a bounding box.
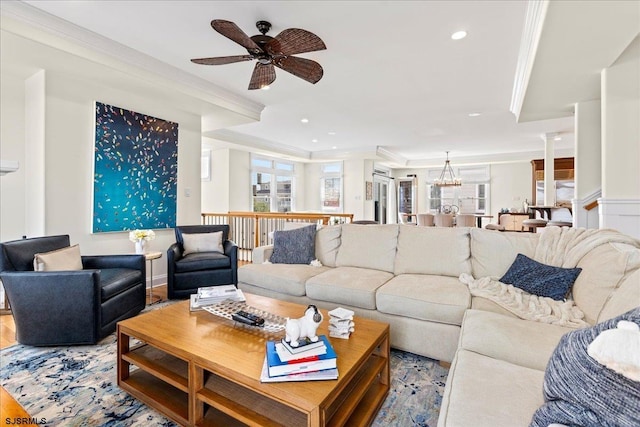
[129,229,155,254]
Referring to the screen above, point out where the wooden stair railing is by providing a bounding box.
[583,200,598,211]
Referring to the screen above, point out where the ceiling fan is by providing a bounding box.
[191,20,326,90]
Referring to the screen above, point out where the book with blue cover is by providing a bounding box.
[266,335,337,377]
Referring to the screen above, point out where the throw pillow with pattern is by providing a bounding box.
[270,224,316,265]
[500,253,581,301]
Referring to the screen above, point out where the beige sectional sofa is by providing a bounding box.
[237,224,640,426]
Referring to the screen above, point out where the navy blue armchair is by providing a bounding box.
[167,225,238,299]
[0,235,146,346]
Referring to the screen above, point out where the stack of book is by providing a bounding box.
[189,284,245,311]
[328,307,355,339]
[261,335,338,382]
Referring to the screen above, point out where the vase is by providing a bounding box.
[135,239,146,254]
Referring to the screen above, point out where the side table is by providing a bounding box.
[144,251,162,305]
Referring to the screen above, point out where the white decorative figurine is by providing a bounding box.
[285,304,323,347]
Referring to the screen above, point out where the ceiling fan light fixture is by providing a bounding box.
[192,19,326,90]
[451,30,467,40]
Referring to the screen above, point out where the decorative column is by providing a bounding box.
[542,133,555,207]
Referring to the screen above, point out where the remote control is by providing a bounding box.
[232,310,265,326]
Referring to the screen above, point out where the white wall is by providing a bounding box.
[228,150,252,211]
[343,159,366,220]
[0,66,27,239]
[599,35,640,238]
[490,162,532,215]
[202,145,230,213]
[304,163,322,211]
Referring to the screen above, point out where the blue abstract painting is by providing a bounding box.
[93,102,178,232]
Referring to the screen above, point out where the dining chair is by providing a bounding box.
[434,214,454,227]
[416,214,435,227]
[455,214,475,227]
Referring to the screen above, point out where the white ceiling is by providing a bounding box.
[3,1,633,167]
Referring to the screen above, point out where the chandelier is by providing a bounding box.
[433,151,462,187]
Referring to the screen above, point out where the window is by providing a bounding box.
[251,156,295,212]
[426,165,490,214]
[320,162,343,213]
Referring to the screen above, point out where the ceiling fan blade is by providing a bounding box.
[248,63,276,90]
[211,19,262,53]
[273,56,324,84]
[191,55,254,65]
[267,28,327,56]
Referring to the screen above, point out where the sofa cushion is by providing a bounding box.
[306,266,394,309]
[99,268,143,301]
[315,225,341,267]
[33,244,83,271]
[182,231,224,255]
[530,307,640,427]
[376,274,471,326]
[499,253,582,301]
[394,226,471,277]
[573,242,640,324]
[335,224,398,273]
[238,263,328,297]
[270,224,317,264]
[459,309,573,371]
[470,228,539,279]
[175,252,231,273]
[438,349,545,427]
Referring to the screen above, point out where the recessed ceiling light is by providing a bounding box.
[451,30,467,40]
[328,131,336,136]
[301,118,309,123]
[312,139,318,143]
[332,146,337,150]
[468,112,481,117]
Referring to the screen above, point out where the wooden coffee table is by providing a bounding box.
[117,293,390,426]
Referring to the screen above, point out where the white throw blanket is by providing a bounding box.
[459,273,590,328]
[534,227,640,268]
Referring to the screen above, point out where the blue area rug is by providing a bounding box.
[1,316,448,426]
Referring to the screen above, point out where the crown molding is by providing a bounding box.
[205,129,312,160]
[376,146,407,166]
[0,0,264,120]
[510,0,549,123]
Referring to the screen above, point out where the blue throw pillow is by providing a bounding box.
[530,307,640,427]
[499,253,581,301]
[270,224,316,264]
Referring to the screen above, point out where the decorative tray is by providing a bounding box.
[202,300,287,333]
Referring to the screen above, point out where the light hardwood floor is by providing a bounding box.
[0,285,170,422]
